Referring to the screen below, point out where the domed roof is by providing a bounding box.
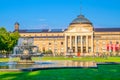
[71,15,92,24]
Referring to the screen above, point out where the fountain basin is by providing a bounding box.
[17,54,34,64]
[17,60,34,64]
[0,61,97,71]
[20,55,32,60]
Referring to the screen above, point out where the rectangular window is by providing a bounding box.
[49,43,51,45]
[61,42,63,45]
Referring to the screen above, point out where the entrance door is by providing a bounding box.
[78,47,81,53]
[83,47,86,53]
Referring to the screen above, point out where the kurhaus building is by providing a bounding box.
[14,14,120,56]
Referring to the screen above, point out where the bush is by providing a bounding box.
[45,50,53,54]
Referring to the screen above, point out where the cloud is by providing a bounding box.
[39,18,46,21]
[39,24,50,29]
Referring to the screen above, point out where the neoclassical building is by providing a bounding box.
[14,14,120,56]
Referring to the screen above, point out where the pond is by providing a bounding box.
[0,61,97,71]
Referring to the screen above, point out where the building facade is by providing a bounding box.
[15,14,120,56]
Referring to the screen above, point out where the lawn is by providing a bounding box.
[33,56,120,62]
[0,64,120,80]
[0,57,120,80]
[0,56,120,62]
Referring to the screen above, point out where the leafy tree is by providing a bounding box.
[0,27,7,54]
[0,27,20,56]
[8,31,20,51]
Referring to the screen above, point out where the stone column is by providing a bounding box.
[75,35,78,54]
[81,36,83,53]
[70,35,72,49]
[65,35,67,55]
[91,35,93,53]
[86,35,88,53]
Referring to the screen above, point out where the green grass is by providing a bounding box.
[0,57,120,80]
[0,57,120,62]
[0,57,20,62]
[0,64,120,80]
[33,57,120,62]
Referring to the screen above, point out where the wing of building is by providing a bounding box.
[14,14,120,56]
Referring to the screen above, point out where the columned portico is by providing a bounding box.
[64,14,94,56]
[65,34,93,55]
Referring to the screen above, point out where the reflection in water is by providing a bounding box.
[32,61,97,68]
[0,61,97,69]
[63,61,97,67]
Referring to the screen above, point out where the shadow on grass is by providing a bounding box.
[0,65,120,80]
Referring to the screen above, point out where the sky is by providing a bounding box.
[0,0,120,31]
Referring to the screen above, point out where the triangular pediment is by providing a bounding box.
[66,27,91,33]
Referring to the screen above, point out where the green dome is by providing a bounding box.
[71,15,92,24]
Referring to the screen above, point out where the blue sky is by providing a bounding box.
[0,0,120,31]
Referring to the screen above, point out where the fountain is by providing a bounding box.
[13,37,38,64]
[17,49,34,64]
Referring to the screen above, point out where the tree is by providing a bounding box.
[0,27,8,54]
[8,31,20,52]
[0,27,20,56]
